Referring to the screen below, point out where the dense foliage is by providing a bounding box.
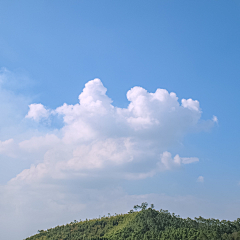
[25,203,240,240]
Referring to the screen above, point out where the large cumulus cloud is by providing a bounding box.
[4,78,216,184]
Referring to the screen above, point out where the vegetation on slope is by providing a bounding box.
[25,203,240,240]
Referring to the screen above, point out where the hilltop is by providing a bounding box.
[25,203,240,240]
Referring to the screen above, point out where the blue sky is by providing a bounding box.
[0,1,240,239]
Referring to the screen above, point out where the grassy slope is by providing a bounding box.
[25,211,139,240]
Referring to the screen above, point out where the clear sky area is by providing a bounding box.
[0,1,240,239]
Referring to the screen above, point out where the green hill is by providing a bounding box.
[25,203,240,240]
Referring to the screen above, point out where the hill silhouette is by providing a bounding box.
[25,203,240,240]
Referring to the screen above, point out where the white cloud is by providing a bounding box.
[197,176,204,182]
[64,138,133,170]
[181,98,200,112]
[158,151,199,170]
[212,115,218,123]
[124,170,156,180]
[26,103,50,121]
[181,156,199,164]
[3,78,215,184]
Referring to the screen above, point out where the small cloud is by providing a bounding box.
[158,152,199,170]
[212,115,218,123]
[181,157,199,164]
[181,98,200,112]
[25,103,50,122]
[197,176,204,183]
[124,170,156,180]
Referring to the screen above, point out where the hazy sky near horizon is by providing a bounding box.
[0,1,240,239]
